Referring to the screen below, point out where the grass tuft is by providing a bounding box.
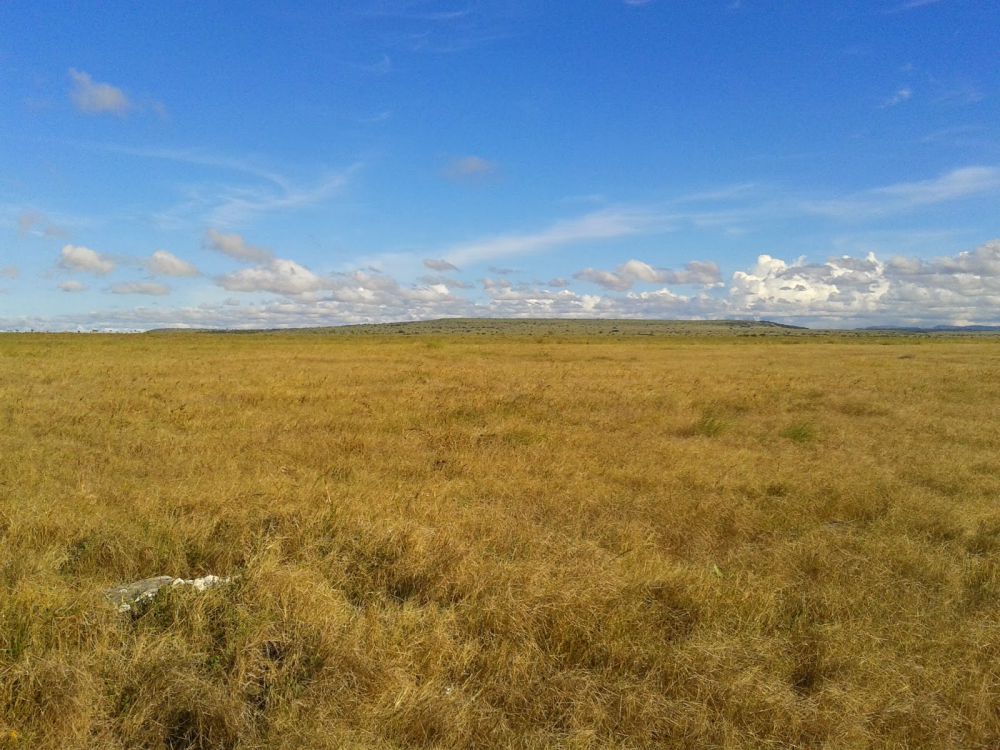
[781,422,815,443]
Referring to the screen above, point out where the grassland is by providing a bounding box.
[1,322,999,748]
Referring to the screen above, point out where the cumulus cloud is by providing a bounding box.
[424,258,459,272]
[888,240,1000,280]
[419,275,474,289]
[69,69,131,115]
[721,240,1000,324]
[0,266,17,280]
[59,245,115,275]
[573,268,632,292]
[148,250,200,277]
[730,253,891,317]
[203,229,272,263]
[575,259,722,291]
[321,270,460,309]
[444,156,498,182]
[11,238,1000,331]
[218,258,327,295]
[110,282,170,296]
[58,281,87,293]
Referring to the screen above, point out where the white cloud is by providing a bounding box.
[888,0,947,11]
[59,245,115,275]
[207,170,354,226]
[576,259,722,291]
[68,69,131,115]
[18,210,67,239]
[0,266,17,280]
[218,258,327,296]
[110,282,170,296]
[12,236,1000,331]
[58,281,87,293]
[203,230,272,263]
[729,253,890,317]
[102,147,359,229]
[873,167,1000,205]
[886,240,1000,297]
[726,240,1000,325]
[802,167,1000,218]
[443,207,657,266]
[420,275,474,289]
[423,258,459,272]
[445,156,498,181]
[573,268,633,292]
[881,87,913,108]
[98,145,293,189]
[148,250,200,278]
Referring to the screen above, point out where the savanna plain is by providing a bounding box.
[1,321,999,749]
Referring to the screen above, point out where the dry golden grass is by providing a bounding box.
[1,328,999,748]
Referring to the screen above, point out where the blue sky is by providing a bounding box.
[1,0,998,330]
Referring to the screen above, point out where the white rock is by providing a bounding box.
[105,574,231,613]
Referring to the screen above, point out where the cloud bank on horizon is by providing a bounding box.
[1,1,998,330]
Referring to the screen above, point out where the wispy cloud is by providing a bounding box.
[58,281,87,293]
[919,125,989,145]
[94,144,293,190]
[92,144,359,228]
[359,2,475,23]
[887,0,948,11]
[931,82,985,107]
[211,170,354,226]
[364,1,515,54]
[441,207,660,266]
[358,54,393,74]
[69,69,131,116]
[164,167,357,228]
[357,109,394,124]
[444,155,498,182]
[881,87,912,108]
[414,167,996,271]
[802,166,1000,218]
[18,210,68,239]
[668,183,760,204]
[0,267,18,280]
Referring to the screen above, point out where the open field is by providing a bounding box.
[2,323,1000,748]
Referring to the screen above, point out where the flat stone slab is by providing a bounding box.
[105,575,230,613]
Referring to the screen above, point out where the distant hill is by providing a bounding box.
[145,318,810,337]
[860,324,1000,333]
